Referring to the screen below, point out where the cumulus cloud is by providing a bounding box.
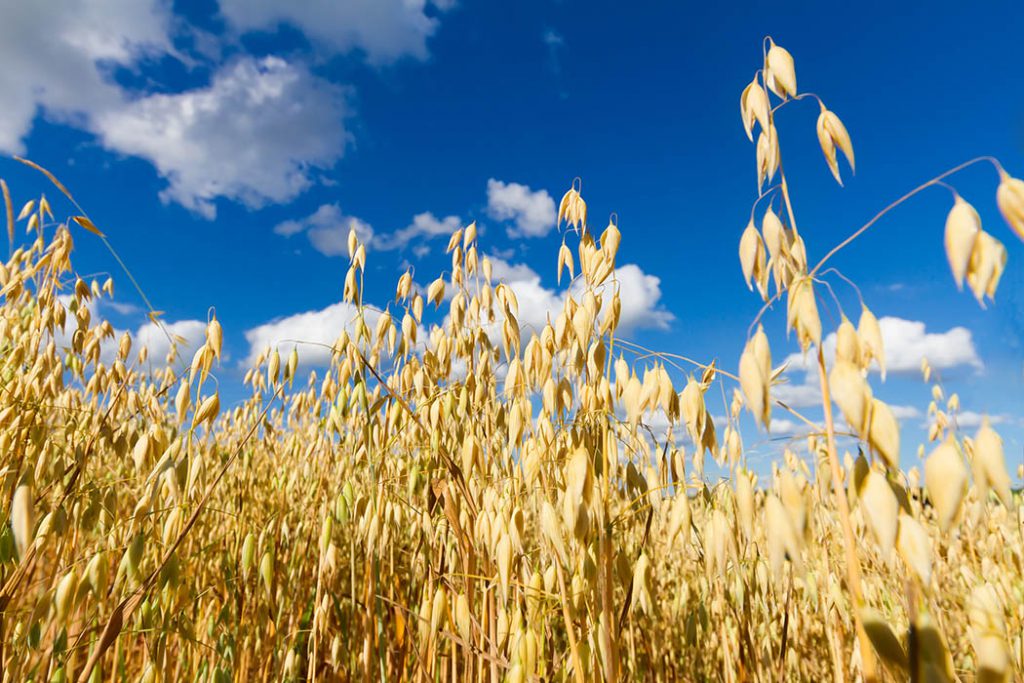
[490,259,563,334]
[486,179,557,238]
[602,265,673,333]
[246,256,672,372]
[1,2,453,214]
[243,301,380,367]
[53,294,206,368]
[772,377,822,409]
[96,57,352,218]
[275,203,374,256]
[784,316,982,376]
[218,0,451,65]
[0,10,349,217]
[775,317,982,410]
[0,0,172,154]
[135,319,208,366]
[876,317,981,373]
[486,257,672,337]
[488,257,545,283]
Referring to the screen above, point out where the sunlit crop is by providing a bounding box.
[1,39,1022,682]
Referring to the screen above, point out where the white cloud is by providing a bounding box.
[243,301,380,367]
[2,3,456,215]
[890,404,922,420]
[945,411,1007,429]
[273,219,307,238]
[249,257,672,376]
[218,0,450,65]
[310,221,371,258]
[95,57,352,218]
[784,316,982,376]
[275,203,374,257]
[605,265,674,333]
[768,418,801,435]
[486,179,557,238]
[495,262,563,335]
[374,212,462,252]
[135,319,208,366]
[772,376,822,408]
[878,317,981,373]
[99,299,143,317]
[641,407,688,443]
[364,179,553,254]
[485,257,672,337]
[0,0,172,154]
[773,316,981,416]
[53,294,206,367]
[52,313,206,374]
[488,257,543,283]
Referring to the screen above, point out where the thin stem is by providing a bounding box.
[817,268,864,311]
[812,276,845,327]
[811,156,1002,275]
[770,92,825,116]
[751,185,782,222]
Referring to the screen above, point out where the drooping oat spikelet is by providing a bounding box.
[738,326,771,429]
[965,230,1006,304]
[924,438,967,532]
[971,420,1011,507]
[765,40,797,99]
[10,482,35,559]
[786,277,821,351]
[740,77,771,141]
[739,219,768,297]
[857,305,886,379]
[868,398,900,469]
[944,196,981,289]
[995,169,1024,240]
[829,359,871,436]
[816,105,855,185]
[896,513,932,585]
[859,468,898,555]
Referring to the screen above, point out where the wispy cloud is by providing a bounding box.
[374,212,463,252]
[274,203,373,256]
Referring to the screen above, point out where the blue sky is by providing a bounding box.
[1,1,1022,474]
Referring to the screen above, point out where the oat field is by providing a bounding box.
[1,39,1022,682]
